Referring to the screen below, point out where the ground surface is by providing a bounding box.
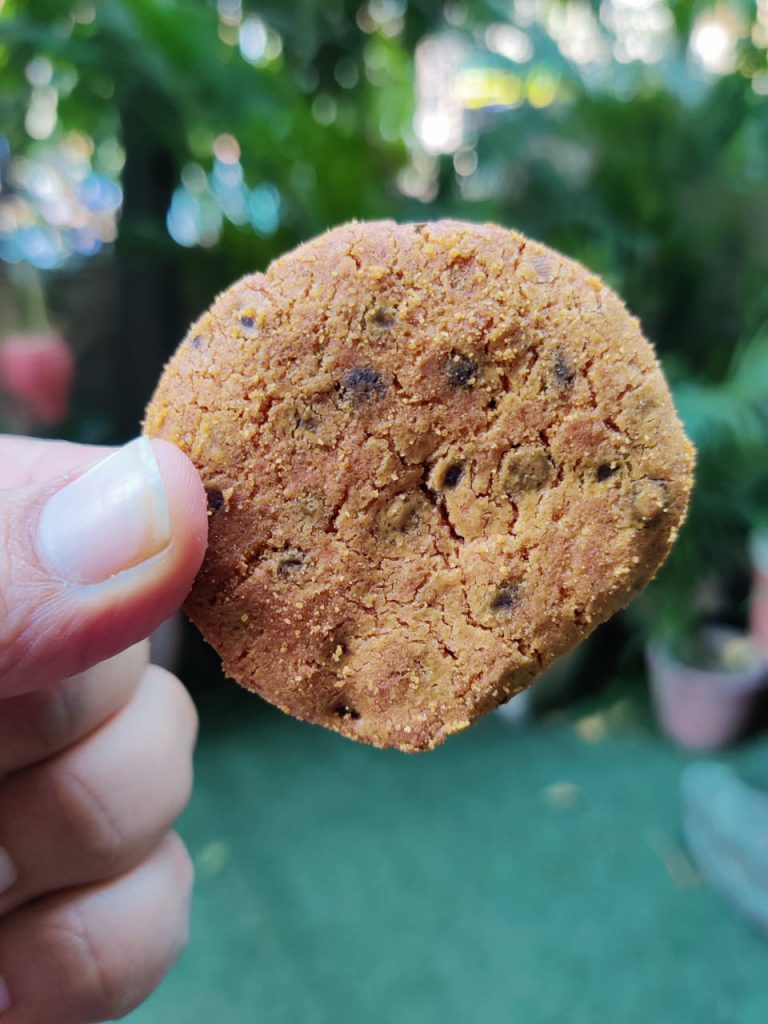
[127,672,768,1024]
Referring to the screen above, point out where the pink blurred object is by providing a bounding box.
[646,627,768,750]
[752,569,768,657]
[750,533,768,658]
[0,331,74,426]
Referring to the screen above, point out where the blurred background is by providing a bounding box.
[2,1,768,1021]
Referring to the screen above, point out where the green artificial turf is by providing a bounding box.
[127,678,768,1024]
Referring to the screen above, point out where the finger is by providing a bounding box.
[0,641,149,777]
[0,832,193,1024]
[0,437,208,697]
[0,436,112,491]
[0,666,197,917]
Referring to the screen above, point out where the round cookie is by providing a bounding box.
[145,220,694,752]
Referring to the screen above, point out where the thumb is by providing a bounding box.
[0,437,208,697]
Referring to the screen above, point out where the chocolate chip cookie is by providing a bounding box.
[144,220,694,751]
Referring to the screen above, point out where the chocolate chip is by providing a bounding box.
[278,554,304,574]
[491,582,520,613]
[370,306,396,329]
[596,463,620,482]
[487,396,498,410]
[443,462,464,489]
[426,455,470,497]
[240,315,255,328]
[206,487,224,512]
[553,350,574,389]
[341,366,387,403]
[499,447,555,496]
[333,703,361,720]
[445,352,479,389]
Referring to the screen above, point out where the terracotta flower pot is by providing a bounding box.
[750,532,768,658]
[0,330,74,426]
[646,626,768,749]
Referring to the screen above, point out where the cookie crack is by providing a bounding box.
[419,477,464,547]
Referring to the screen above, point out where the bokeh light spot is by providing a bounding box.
[689,9,743,75]
[78,172,122,212]
[239,16,267,63]
[248,184,281,236]
[71,3,95,25]
[526,69,559,108]
[25,56,53,87]
[95,136,125,175]
[25,87,58,141]
[335,56,360,89]
[213,133,241,164]
[217,0,242,27]
[181,163,208,194]
[453,148,478,177]
[485,24,533,64]
[312,95,338,126]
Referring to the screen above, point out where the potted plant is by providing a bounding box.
[646,626,768,749]
[631,327,768,749]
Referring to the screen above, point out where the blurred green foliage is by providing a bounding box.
[1,0,767,646]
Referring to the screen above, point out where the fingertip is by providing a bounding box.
[0,439,209,695]
[149,439,208,584]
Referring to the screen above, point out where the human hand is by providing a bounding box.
[0,435,208,1023]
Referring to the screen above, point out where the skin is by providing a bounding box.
[0,436,208,1023]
